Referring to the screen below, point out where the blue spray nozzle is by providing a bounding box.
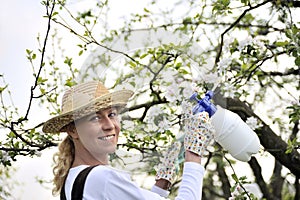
[189,90,217,117]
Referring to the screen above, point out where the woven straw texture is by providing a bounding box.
[42,81,133,133]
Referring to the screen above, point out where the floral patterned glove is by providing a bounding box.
[155,141,182,183]
[183,111,214,157]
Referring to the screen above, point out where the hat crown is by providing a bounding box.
[61,81,109,114]
[42,80,133,133]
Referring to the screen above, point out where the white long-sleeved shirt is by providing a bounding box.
[64,162,204,200]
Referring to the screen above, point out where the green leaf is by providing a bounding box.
[295,57,300,66]
[52,11,58,17]
[243,13,254,23]
[129,61,137,68]
[8,131,15,138]
[40,88,45,94]
[175,62,182,68]
[64,57,73,66]
[65,78,76,87]
[232,173,239,182]
[241,0,250,5]
[275,41,289,47]
[182,17,192,25]
[37,77,48,84]
[140,53,148,59]
[0,85,8,93]
[26,49,32,55]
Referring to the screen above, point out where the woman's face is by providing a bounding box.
[73,107,121,162]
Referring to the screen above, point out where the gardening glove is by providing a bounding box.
[155,141,182,183]
[183,110,214,157]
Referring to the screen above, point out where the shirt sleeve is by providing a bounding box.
[84,163,204,200]
[151,162,204,200]
[175,162,204,200]
[85,166,167,200]
[151,185,170,198]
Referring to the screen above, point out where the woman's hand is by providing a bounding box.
[183,111,214,157]
[155,141,181,187]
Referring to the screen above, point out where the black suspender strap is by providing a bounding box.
[61,180,67,200]
[60,165,98,200]
[71,165,98,199]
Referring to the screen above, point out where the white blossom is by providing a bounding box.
[230,185,243,198]
[114,82,135,91]
[1,151,10,162]
[191,82,201,92]
[246,116,262,130]
[160,67,177,81]
[201,72,220,84]
[223,82,235,98]
[229,183,263,199]
[122,120,135,130]
[180,81,194,99]
[181,100,193,112]
[218,58,232,70]
[35,151,42,157]
[238,36,253,51]
[253,38,265,50]
[148,106,163,120]
[165,82,180,102]
[157,118,171,133]
[145,123,158,132]
[223,37,235,52]
[134,68,152,89]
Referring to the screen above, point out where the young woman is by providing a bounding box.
[42,80,214,200]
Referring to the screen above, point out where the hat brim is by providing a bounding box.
[42,90,133,133]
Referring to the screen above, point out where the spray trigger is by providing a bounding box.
[189,90,217,117]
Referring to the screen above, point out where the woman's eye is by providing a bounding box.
[89,115,100,121]
[109,111,118,118]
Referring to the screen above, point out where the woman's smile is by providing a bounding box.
[98,134,116,141]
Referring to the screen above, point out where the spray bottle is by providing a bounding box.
[190,91,260,162]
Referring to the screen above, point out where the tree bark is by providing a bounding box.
[216,158,231,198]
[270,160,284,199]
[248,157,276,199]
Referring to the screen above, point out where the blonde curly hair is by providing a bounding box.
[52,134,75,196]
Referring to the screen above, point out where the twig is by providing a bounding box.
[23,0,56,122]
[215,0,273,65]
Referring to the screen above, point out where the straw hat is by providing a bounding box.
[42,81,133,133]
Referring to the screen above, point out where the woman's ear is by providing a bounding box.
[65,123,79,139]
[67,129,79,139]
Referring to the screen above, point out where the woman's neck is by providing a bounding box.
[72,144,109,167]
[72,154,109,167]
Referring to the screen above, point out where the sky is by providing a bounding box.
[0,1,59,199]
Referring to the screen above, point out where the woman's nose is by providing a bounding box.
[101,116,115,130]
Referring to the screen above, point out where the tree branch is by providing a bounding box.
[295,176,300,200]
[263,67,300,77]
[270,160,284,199]
[215,0,273,65]
[216,156,231,198]
[22,0,56,122]
[248,157,275,199]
